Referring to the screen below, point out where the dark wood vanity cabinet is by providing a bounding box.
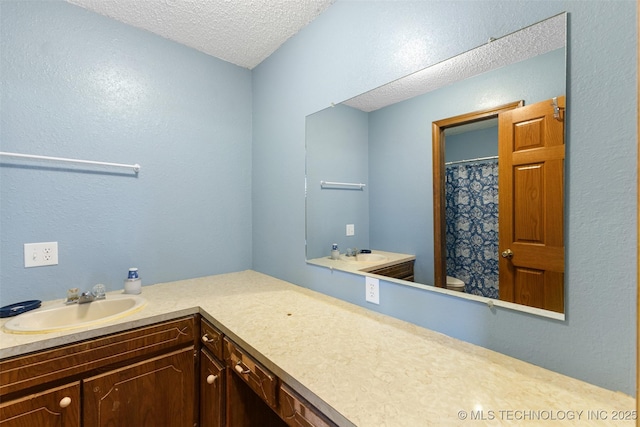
[200,319,290,427]
[0,316,197,427]
[1,315,337,427]
[222,336,337,427]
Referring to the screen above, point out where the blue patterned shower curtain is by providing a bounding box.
[445,160,499,298]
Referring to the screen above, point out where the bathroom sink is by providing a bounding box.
[3,294,146,334]
[356,253,387,262]
[341,253,388,263]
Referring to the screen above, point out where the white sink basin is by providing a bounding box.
[356,253,387,262]
[3,294,146,334]
[341,253,388,263]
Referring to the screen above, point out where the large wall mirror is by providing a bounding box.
[306,13,567,319]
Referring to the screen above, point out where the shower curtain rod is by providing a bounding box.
[445,155,498,166]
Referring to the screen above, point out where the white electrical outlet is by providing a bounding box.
[346,224,355,236]
[365,276,380,304]
[24,242,58,267]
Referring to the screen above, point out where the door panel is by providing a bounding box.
[83,347,195,427]
[498,96,565,313]
[513,164,544,242]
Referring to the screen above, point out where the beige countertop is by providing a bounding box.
[307,249,416,274]
[0,270,635,426]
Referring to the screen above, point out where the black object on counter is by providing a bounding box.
[0,300,41,318]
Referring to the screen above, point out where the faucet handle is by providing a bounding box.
[65,288,80,304]
[92,284,106,299]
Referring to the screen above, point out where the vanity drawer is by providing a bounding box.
[279,384,337,427]
[0,316,195,397]
[224,337,278,408]
[200,318,224,360]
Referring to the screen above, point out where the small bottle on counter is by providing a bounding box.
[124,267,142,294]
[331,243,340,260]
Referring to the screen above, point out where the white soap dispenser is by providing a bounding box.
[331,243,340,260]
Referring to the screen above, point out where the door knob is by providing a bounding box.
[501,249,514,259]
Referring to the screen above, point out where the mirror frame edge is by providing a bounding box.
[636,3,640,427]
[432,100,524,289]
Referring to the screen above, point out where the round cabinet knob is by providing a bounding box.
[501,249,514,259]
[206,374,217,384]
[234,361,251,375]
[59,397,72,408]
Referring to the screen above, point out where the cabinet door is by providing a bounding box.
[83,347,195,427]
[200,349,225,427]
[0,382,80,427]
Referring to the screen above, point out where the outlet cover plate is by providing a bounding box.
[365,276,380,304]
[346,224,355,236]
[24,242,58,267]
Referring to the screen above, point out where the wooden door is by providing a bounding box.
[0,382,80,427]
[498,96,565,312]
[432,101,524,288]
[200,349,225,427]
[83,347,195,427]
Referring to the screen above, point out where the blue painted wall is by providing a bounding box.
[306,104,369,259]
[252,1,637,396]
[0,1,253,303]
[445,127,498,163]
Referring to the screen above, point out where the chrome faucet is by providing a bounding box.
[78,291,102,304]
[66,284,106,304]
[345,248,358,257]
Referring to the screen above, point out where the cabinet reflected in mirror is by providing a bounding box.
[305,13,567,319]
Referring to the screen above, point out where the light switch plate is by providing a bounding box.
[24,242,58,267]
[365,276,379,304]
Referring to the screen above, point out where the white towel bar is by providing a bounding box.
[320,180,366,190]
[0,152,140,173]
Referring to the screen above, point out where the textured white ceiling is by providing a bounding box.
[67,0,335,69]
[342,13,566,112]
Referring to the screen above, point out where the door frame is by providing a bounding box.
[431,100,523,288]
